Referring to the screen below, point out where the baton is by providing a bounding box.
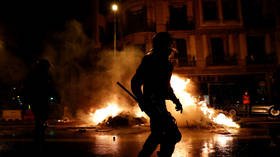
[116,82,138,102]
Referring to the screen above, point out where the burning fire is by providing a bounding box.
[89,103,123,125]
[199,101,240,128]
[89,102,146,125]
[90,74,240,128]
[171,75,240,128]
[170,75,239,128]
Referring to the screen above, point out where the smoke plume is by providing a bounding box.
[0,36,27,85]
[43,20,144,120]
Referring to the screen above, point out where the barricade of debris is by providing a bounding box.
[97,112,148,128]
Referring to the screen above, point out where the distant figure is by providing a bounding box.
[131,32,183,157]
[23,58,58,150]
[242,91,251,117]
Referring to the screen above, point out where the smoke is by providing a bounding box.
[41,19,234,129]
[90,47,144,105]
[43,19,144,120]
[73,47,144,122]
[77,48,144,122]
[41,19,219,128]
[0,18,236,129]
[0,36,27,85]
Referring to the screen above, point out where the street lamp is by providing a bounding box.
[112,3,118,56]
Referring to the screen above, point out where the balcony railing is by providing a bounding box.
[124,23,156,35]
[246,53,277,65]
[206,54,238,66]
[167,20,195,30]
[244,17,276,29]
[172,55,196,67]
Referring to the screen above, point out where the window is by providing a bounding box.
[210,37,225,65]
[241,0,275,28]
[242,0,262,26]
[202,0,219,21]
[222,0,238,20]
[169,5,187,30]
[202,0,241,22]
[175,39,188,66]
[247,36,265,64]
[125,6,147,34]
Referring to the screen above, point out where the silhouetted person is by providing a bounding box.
[23,58,58,150]
[242,90,251,117]
[131,32,183,157]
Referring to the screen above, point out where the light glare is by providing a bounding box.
[112,4,118,11]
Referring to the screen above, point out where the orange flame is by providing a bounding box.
[90,74,239,128]
[89,102,123,125]
[170,75,240,128]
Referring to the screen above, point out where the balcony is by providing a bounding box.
[167,20,195,31]
[172,55,196,67]
[246,53,277,65]
[124,22,156,35]
[206,54,238,66]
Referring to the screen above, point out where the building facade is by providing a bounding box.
[96,0,280,105]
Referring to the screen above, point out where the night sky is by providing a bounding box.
[0,0,92,61]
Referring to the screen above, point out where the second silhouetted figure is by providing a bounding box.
[23,58,59,151]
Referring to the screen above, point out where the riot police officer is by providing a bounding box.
[131,32,183,157]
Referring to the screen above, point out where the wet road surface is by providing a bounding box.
[0,122,280,157]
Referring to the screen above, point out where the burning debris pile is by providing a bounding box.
[96,112,147,128]
[87,102,148,128]
[167,75,240,129]
[87,75,240,130]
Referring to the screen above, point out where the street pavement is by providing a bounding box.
[0,116,279,157]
